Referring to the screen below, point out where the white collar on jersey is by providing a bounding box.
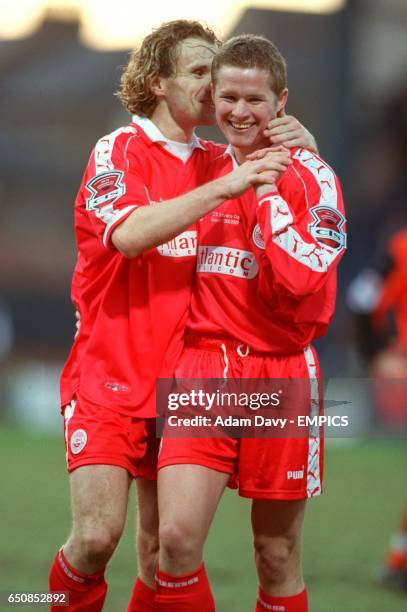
[132,115,205,162]
[224,144,239,169]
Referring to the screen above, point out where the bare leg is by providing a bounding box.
[135,477,159,588]
[158,465,229,575]
[251,499,306,596]
[63,465,131,574]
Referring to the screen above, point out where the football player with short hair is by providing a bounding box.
[157,34,346,611]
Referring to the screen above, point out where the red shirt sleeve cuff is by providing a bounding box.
[257,190,280,206]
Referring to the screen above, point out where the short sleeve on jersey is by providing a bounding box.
[83,126,149,248]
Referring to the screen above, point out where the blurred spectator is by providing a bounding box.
[346,81,407,590]
[372,228,407,591]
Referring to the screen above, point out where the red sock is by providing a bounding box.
[49,548,107,611]
[155,564,214,611]
[127,576,156,611]
[255,587,308,611]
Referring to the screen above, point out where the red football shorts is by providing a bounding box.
[63,394,159,479]
[158,336,324,500]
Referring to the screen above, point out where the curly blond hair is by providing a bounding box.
[117,20,220,117]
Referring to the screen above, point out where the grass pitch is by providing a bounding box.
[1,425,406,611]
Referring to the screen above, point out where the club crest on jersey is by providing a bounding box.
[252,224,265,250]
[86,170,125,211]
[70,429,87,455]
[309,206,346,251]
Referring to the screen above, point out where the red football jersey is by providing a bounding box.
[188,147,346,352]
[60,119,224,416]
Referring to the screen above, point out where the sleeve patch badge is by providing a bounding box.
[252,224,266,250]
[309,206,346,250]
[86,170,125,211]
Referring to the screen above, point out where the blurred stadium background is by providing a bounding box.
[0,0,406,610]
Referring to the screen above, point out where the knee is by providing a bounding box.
[253,536,294,585]
[73,524,122,567]
[159,521,199,566]
[138,529,160,558]
[137,529,159,572]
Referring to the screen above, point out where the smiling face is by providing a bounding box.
[213,64,288,158]
[160,37,219,130]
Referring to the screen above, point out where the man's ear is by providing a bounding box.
[276,88,289,116]
[150,75,166,98]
